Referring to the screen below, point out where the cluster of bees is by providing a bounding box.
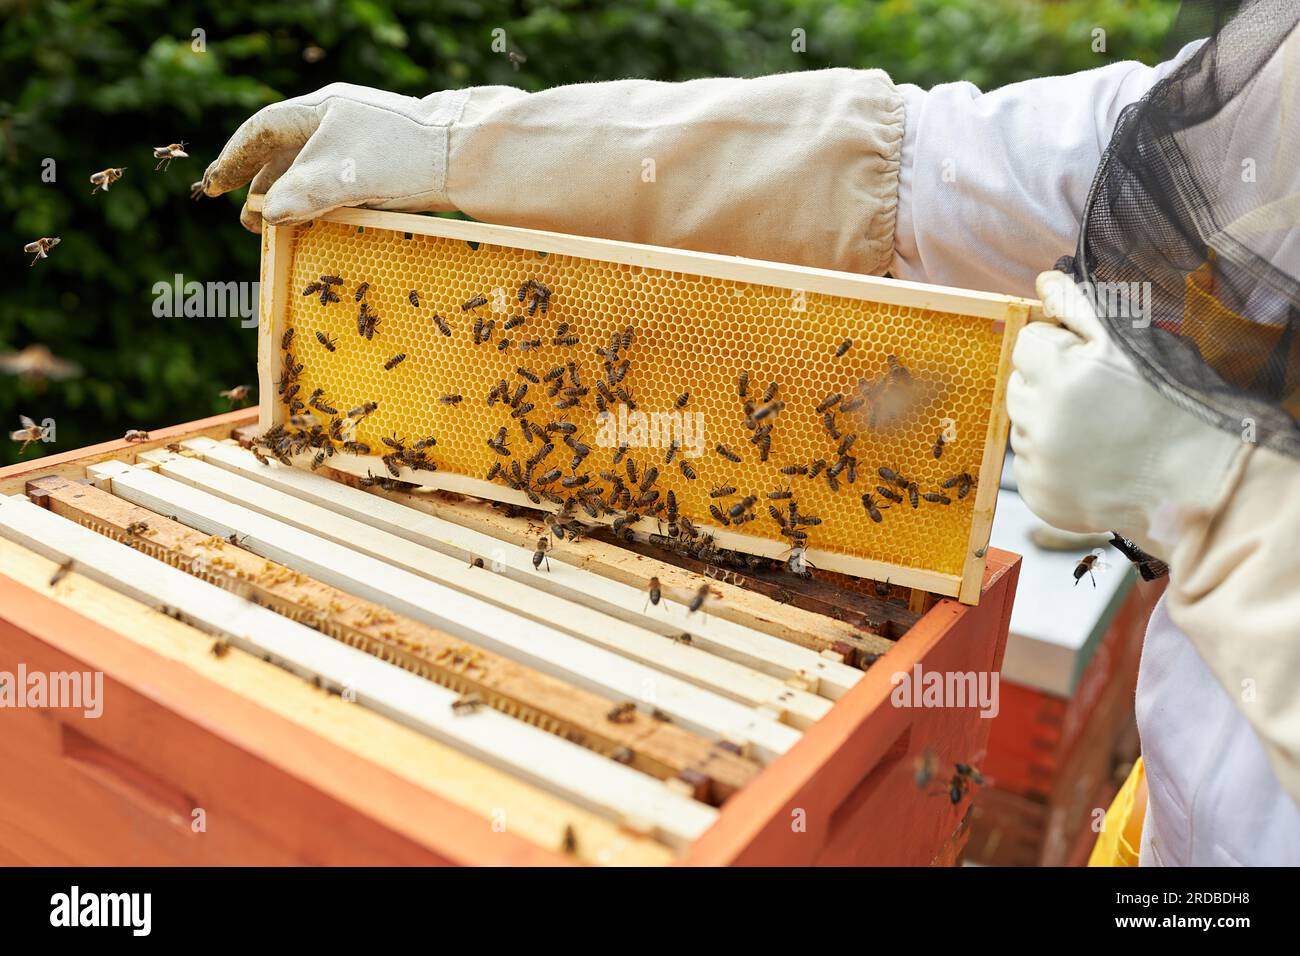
[263,265,990,605]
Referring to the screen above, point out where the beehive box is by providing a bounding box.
[0,412,1020,865]
[256,206,1033,603]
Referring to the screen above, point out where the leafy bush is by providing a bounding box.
[0,0,1177,463]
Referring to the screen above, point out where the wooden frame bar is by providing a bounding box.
[0,495,718,849]
[87,459,802,759]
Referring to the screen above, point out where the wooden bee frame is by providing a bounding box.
[254,200,1034,604]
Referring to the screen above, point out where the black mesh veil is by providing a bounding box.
[1062,0,1300,460]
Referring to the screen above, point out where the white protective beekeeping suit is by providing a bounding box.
[204,21,1300,865]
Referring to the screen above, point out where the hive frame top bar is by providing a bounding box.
[246,196,1038,321]
[254,199,1035,604]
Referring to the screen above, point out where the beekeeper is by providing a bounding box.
[204,0,1300,865]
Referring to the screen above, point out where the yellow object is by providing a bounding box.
[264,211,1026,597]
[1088,757,1146,867]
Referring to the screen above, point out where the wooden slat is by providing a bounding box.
[0,537,672,865]
[958,301,1029,604]
[181,438,862,700]
[0,495,719,849]
[235,424,894,657]
[245,194,1036,322]
[87,459,802,760]
[28,474,761,803]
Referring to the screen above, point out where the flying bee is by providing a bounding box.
[315,331,337,352]
[89,167,126,193]
[24,236,60,266]
[1073,549,1108,587]
[715,443,741,463]
[728,496,757,519]
[152,142,188,170]
[383,353,406,371]
[606,701,637,724]
[462,295,488,312]
[922,491,952,505]
[451,693,484,715]
[861,494,886,523]
[210,638,231,659]
[532,535,552,571]
[0,344,81,382]
[841,396,865,413]
[887,354,912,383]
[688,583,710,614]
[219,384,251,404]
[9,415,49,453]
[124,429,150,442]
[189,180,204,200]
[439,394,462,405]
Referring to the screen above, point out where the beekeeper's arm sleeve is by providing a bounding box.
[1165,445,1300,802]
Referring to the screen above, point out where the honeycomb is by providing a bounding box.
[271,218,1007,581]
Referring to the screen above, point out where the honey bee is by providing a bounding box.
[728,496,757,519]
[437,394,462,406]
[280,327,296,350]
[737,369,749,399]
[816,393,841,414]
[835,338,853,358]
[304,281,323,297]
[941,472,976,499]
[516,366,540,384]
[89,167,126,194]
[433,314,452,337]
[348,401,379,419]
[922,491,952,505]
[907,482,919,509]
[933,431,947,459]
[532,535,552,571]
[462,295,488,312]
[451,693,484,715]
[675,391,690,409]
[0,344,81,382]
[688,583,710,614]
[48,558,74,587]
[126,520,150,535]
[710,486,736,498]
[767,487,793,500]
[877,466,908,488]
[315,331,337,352]
[383,353,406,371]
[355,282,369,301]
[219,385,251,405]
[357,303,380,339]
[210,638,231,659]
[876,485,903,504]
[152,142,188,170]
[124,429,150,443]
[715,443,741,463]
[678,460,697,480]
[887,354,912,383]
[861,494,886,523]
[1073,550,1107,587]
[606,701,637,724]
[408,289,420,307]
[24,236,60,267]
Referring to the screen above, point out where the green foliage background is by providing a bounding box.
[0,0,1177,464]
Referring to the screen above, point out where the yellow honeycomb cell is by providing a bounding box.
[272,218,1005,580]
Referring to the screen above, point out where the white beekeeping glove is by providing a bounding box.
[1007,270,1247,559]
[202,73,905,275]
[202,84,471,233]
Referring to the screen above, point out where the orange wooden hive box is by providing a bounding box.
[0,213,1026,865]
